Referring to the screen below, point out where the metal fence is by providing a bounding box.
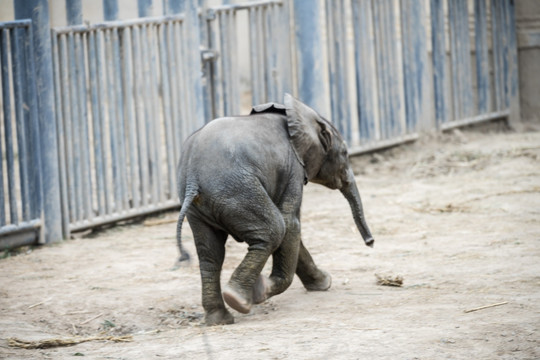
[50,15,199,234]
[0,20,43,248]
[0,0,520,250]
[202,0,293,119]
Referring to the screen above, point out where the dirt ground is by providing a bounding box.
[1,125,539,359]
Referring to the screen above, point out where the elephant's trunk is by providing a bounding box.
[340,169,374,247]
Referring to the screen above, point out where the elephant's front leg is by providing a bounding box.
[295,240,332,291]
[188,216,234,326]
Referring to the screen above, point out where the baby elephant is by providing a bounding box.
[176,94,374,325]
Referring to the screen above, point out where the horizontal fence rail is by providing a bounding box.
[51,15,197,233]
[0,20,43,248]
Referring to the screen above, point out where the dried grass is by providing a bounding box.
[375,274,404,287]
[8,335,133,349]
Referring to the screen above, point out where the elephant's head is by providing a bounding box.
[284,94,374,247]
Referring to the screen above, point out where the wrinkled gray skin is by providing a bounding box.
[176,94,374,326]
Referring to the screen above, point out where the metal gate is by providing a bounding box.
[0,20,43,248]
[51,15,198,234]
[202,0,294,119]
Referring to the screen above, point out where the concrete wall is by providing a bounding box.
[516,0,540,125]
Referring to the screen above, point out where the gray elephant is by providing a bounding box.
[176,94,374,325]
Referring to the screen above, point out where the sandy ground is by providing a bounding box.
[1,126,539,359]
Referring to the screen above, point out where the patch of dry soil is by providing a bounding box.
[1,128,539,359]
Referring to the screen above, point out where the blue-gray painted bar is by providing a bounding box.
[474,0,490,114]
[292,0,327,115]
[430,0,448,125]
[138,0,153,17]
[15,0,63,243]
[66,0,82,25]
[1,29,18,225]
[12,28,30,221]
[103,0,119,21]
[351,0,376,140]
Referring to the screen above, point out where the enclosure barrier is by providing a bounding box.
[0,0,519,250]
[202,0,293,119]
[0,20,43,249]
[51,15,197,234]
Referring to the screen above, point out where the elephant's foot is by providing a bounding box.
[252,274,272,304]
[205,308,234,326]
[303,270,332,291]
[222,284,252,314]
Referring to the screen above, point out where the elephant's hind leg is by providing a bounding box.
[188,216,234,326]
[222,196,286,314]
[296,241,332,291]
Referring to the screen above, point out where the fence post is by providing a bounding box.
[138,0,154,17]
[14,0,63,244]
[164,0,205,134]
[66,0,82,25]
[292,0,328,116]
[103,0,119,21]
[507,0,520,126]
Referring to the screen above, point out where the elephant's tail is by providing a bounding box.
[175,186,198,266]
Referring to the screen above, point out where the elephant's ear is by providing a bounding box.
[250,102,287,116]
[284,93,331,177]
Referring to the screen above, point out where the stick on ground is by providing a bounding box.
[464,301,508,313]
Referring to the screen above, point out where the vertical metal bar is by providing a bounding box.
[140,24,158,205]
[431,0,448,125]
[219,11,230,115]
[0,32,7,227]
[278,0,293,97]
[176,20,189,144]
[25,24,43,226]
[352,0,377,141]
[104,29,121,213]
[459,0,473,117]
[448,0,461,119]
[256,6,266,103]
[181,0,205,134]
[507,0,520,125]
[12,27,30,221]
[132,25,149,207]
[120,26,140,209]
[372,1,387,139]
[15,0,63,243]
[138,0,153,17]
[400,0,429,133]
[87,30,106,216]
[475,0,490,114]
[95,29,112,215]
[230,9,239,113]
[103,0,119,21]
[263,5,275,104]
[208,10,223,118]
[1,29,18,224]
[76,32,92,221]
[51,30,69,236]
[500,0,510,108]
[66,0,83,25]
[69,32,83,222]
[112,27,129,210]
[59,33,76,224]
[292,0,328,115]
[158,22,176,201]
[248,7,260,105]
[147,24,163,202]
[401,0,414,132]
